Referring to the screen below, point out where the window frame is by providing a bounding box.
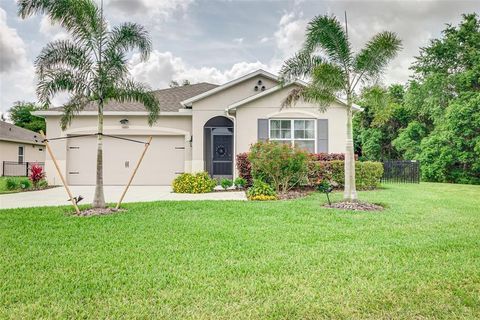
[18,145,25,164]
[268,119,316,152]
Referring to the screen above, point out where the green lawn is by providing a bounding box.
[1,183,479,319]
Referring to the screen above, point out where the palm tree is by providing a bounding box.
[18,0,160,208]
[280,14,401,201]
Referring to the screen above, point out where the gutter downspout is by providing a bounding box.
[224,108,237,180]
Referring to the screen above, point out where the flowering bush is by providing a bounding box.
[29,163,46,189]
[247,180,277,200]
[172,172,216,193]
[248,141,309,193]
[235,153,252,187]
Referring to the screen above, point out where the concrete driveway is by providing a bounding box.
[0,186,247,209]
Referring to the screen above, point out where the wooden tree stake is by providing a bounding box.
[115,136,152,210]
[40,131,80,214]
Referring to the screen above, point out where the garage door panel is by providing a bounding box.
[67,135,184,185]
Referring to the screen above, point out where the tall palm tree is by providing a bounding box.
[18,0,160,208]
[280,14,401,201]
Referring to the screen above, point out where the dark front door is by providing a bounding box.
[212,133,233,178]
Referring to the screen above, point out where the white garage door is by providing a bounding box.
[67,135,185,185]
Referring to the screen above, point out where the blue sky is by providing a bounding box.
[0,0,478,115]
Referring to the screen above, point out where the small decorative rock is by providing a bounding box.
[75,208,126,217]
[324,201,384,211]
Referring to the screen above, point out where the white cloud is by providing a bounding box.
[39,16,69,41]
[0,8,28,73]
[274,11,307,58]
[259,36,270,43]
[0,8,36,113]
[106,0,193,19]
[129,50,269,89]
[233,37,244,45]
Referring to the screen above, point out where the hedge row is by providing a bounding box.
[237,152,383,190]
[310,153,359,161]
[308,160,384,190]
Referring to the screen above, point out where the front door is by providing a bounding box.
[212,130,233,179]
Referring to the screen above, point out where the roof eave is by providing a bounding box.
[226,80,364,112]
[0,137,44,145]
[33,110,192,117]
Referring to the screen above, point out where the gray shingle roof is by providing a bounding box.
[0,121,44,145]
[50,82,218,113]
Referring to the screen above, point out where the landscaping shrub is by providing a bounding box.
[19,178,32,190]
[172,172,217,193]
[29,163,46,189]
[247,180,277,201]
[233,177,246,189]
[308,160,383,190]
[248,141,309,193]
[5,178,20,191]
[235,153,252,187]
[220,178,233,190]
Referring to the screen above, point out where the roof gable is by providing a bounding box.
[181,69,279,107]
[226,80,363,112]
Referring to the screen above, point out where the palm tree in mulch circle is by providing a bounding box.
[18,0,160,208]
[279,14,402,202]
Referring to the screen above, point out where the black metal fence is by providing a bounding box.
[381,160,420,183]
[2,161,45,177]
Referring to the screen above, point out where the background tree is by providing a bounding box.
[353,85,410,160]
[18,0,160,208]
[351,14,480,184]
[8,101,46,133]
[280,14,401,201]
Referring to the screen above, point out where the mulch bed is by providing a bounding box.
[324,201,384,211]
[277,188,315,200]
[75,208,126,217]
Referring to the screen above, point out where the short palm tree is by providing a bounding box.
[18,0,160,208]
[280,14,401,201]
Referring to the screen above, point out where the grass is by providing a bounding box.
[1,183,479,319]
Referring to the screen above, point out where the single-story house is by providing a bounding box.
[0,121,45,176]
[34,69,361,186]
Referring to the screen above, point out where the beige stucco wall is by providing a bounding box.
[43,115,192,185]
[234,86,349,154]
[191,75,277,172]
[0,140,45,176]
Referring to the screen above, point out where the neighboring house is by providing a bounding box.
[0,121,45,176]
[34,69,361,186]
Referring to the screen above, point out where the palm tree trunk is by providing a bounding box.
[93,100,106,208]
[344,100,358,201]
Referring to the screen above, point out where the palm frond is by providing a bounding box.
[60,95,90,130]
[311,62,347,93]
[106,22,152,61]
[281,86,305,108]
[279,51,322,84]
[18,0,102,49]
[353,31,402,88]
[35,40,93,76]
[103,50,129,83]
[305,15,352,68]
[109,80,160,125]
[37,69,89,107]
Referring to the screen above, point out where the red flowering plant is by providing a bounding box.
[29,163,46,189]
